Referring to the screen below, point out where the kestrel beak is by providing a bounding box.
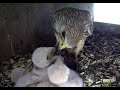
[55,32,67,50]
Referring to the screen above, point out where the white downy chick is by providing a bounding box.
[36,82,56,87]
[14,67,49,87]
[47,56,83,87]
[47,56,70,85]
[58,70,83,87]
[11,67,26,83]
[32,47,55,68]
[14,72,33,87]
[15,47,55,87]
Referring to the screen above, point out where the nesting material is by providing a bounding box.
[0,31,120,87]
[47,55,83,87]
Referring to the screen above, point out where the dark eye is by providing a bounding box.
[62,31,65,38]
[47,57,49,60]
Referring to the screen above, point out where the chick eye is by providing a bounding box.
[47,56,49,60]
[62,31,65,38]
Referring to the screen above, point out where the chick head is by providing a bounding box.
[32,47,55,68]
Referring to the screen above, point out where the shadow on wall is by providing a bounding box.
[94,22,120,35]
[0,3,56,61]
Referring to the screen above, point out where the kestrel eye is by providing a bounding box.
[61,43,63,46]
[62,31,65,38]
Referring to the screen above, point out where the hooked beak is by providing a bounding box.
[59,42,67,50]
[57,35,67,50]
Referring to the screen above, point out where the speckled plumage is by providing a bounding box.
[53,7,93,56]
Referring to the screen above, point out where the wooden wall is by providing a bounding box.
[0,3,94,61]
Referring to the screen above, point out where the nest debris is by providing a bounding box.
[0,30,120,87]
